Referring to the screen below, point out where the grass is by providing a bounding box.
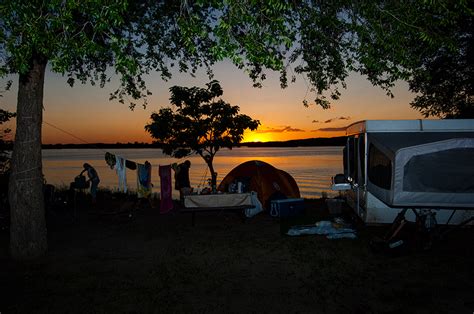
[0,194,473,313]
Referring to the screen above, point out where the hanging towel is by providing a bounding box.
[159,165,173,213]
[115,155,127,192]
[126,159,137,170]
[137,162,152,198]
[105,152,116,169]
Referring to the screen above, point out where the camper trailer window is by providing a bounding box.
[368,144,392,190]
[403,147,474,193]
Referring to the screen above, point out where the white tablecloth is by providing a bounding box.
[184,193,254,208]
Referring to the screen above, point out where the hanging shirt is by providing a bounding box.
[159,165,173,213]
[105,152,116,169]
[115,155,127,192]
[126,159,137,170]
[137,162,152,198]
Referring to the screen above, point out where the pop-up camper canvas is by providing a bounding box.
[332,120,474,225]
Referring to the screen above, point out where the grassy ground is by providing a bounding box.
[0,193,473,313]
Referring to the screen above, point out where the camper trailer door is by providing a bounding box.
[345,134,367,217]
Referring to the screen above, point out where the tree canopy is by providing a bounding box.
[145,80,259,187]
[2,1,472,109]
[408,10,473,118]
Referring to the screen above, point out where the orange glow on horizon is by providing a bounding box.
[242,128,346,143]
[243,131,274,143]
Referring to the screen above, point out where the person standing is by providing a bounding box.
[80,163,100,203]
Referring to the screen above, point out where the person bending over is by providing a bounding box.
[80,163,100,203]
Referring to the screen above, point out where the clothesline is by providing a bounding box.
[104,151,151,194]
[104,151,174,213]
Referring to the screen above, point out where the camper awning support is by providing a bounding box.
[384,208,409,243]
[382,207,474,250]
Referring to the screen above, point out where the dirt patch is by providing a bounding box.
[0,197,473,313]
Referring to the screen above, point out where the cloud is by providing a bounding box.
[311,120,319,123]
[313,127,347,132]
[324,116,351,123]
[256,126,305,133]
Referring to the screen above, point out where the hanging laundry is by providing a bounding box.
[159,165,173,214]
[105,152,116,169]
[137,161,152,199]
[125,159,137,170]
[115,155,127,192]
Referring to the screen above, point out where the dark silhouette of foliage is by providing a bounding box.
[409,13,473,118]
[145,80,259,188]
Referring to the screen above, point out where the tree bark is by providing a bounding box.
[206,159,217,192]
[8,54,48,260]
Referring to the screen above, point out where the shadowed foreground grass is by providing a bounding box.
[0,195,473,313]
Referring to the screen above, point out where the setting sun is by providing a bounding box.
[243,131,273,143]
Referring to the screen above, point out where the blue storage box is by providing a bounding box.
[270,198,305,217]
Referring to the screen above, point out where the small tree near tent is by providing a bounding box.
[145,80,259,189]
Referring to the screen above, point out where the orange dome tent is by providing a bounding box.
[218,160,300,209]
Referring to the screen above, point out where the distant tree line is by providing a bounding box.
[38,136,347,149]
[241,137,347,148]
[41,142,162,149]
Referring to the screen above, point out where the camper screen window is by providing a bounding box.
[368,144,392,190]
[403,147,474,193]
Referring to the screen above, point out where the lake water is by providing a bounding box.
[42,146,343,199]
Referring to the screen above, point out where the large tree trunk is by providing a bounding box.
[8,55,47,260]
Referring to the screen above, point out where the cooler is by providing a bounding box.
[270,198,305,218]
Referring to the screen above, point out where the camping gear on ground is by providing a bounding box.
[270,198,305,218]
[287,220,357,239]
[245,193,264,218]
[326,198,345,215]
[73,175,89,189]
[218,160,300,209]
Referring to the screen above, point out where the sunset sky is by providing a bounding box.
[1,60,423,144]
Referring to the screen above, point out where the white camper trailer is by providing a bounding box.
[332,119,474,225]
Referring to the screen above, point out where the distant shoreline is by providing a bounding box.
[42,136,346,149]
[1,136,346,150]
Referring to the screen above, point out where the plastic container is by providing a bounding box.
[270,198,305,217]
[325,198,345,215]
